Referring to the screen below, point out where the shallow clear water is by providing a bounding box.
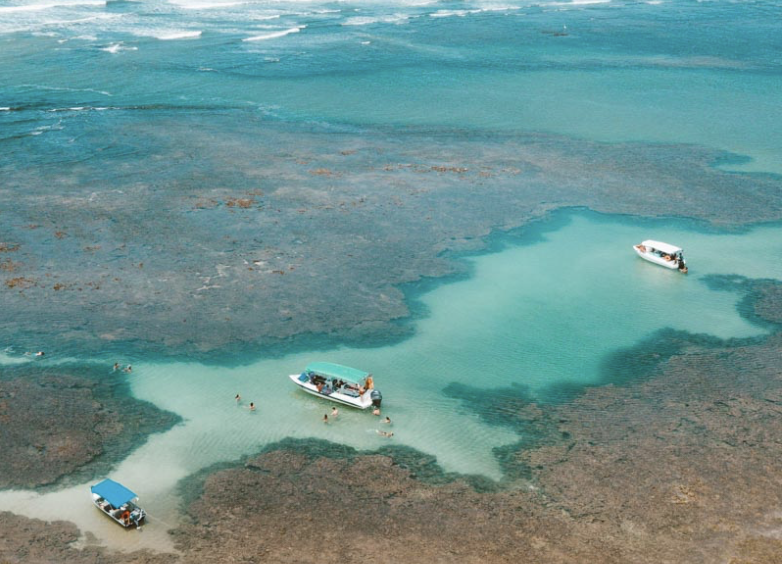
[2,211,781,551]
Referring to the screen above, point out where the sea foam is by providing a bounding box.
[0,1,106,14]
[100,42,137,52]
[132,29,203,40]
[342,14,411,26]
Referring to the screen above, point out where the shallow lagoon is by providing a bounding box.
[1,210,781,552]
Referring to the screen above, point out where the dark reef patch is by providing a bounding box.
[177,437,498,512]
[702,273,782,330]
[0,362,181,490]
[442,382,534,428]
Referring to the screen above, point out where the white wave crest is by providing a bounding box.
[430,9,470,18]
[101,42,137,53]
[243,26,304,42]
[168,0,254,8]
[343,14,410,26]
[0,1,105,14]
[475,5,521,12]
[542,0,611,5]
[133,29,203,40]
[20,83,113,96]
[46,106,118,112]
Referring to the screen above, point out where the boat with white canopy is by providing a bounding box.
[289,362,382,410]
[633,240,688,273]
[91,478,145,528]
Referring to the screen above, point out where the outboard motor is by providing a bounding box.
[370,389,382,408]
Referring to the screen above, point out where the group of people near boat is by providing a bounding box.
[321,403,393,437]
[309,372,374,397]
[235,394,256,411]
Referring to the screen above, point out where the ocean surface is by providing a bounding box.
[1,0,781,553]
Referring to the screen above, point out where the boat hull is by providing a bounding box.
[289,373,374,409]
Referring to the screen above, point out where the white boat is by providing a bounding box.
[91,478,146,528]
[633,240,688,273]
[289,362,382,410]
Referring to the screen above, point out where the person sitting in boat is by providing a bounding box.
[365,375,374,390]
[121,509,131,526]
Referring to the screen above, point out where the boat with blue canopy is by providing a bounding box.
[289,362,382,410]
[91,478,145,528]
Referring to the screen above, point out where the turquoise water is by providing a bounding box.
[1,0,781,172]
[2,0,782,552]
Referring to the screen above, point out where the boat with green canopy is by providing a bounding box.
[289,362,382,410]
[91,478,146,528]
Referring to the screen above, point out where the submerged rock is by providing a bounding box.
[0,364,180,490]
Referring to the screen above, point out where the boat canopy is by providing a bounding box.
[641,240,682,254]
[91,479,138,507]
[305,362,369,383]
